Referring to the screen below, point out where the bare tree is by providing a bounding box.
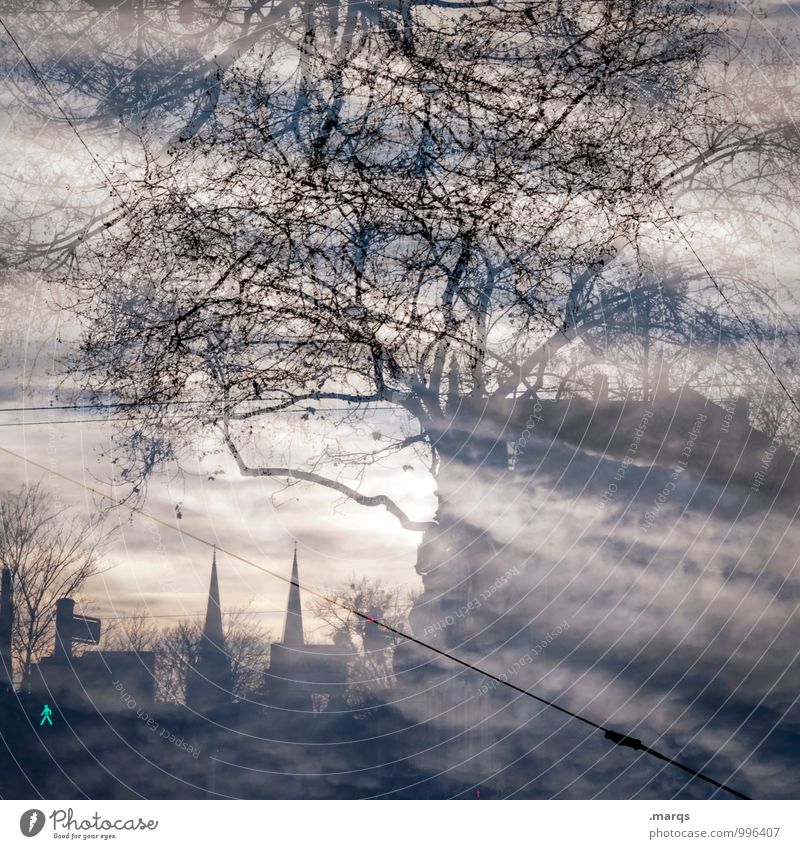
[61,2,800,641]
[154,608,271,704]
[153,619,197,704]
[100,607,161,653]
[749,374,800,450]
[0,483,108,682]
[223,607,273,699]
[309,577,415,705]
[65,4,713,479]
[0,0,420,272]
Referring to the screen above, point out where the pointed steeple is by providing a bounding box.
[282,544,304,646]
[186,549,233,713]
[202,549,225,648]
[0,567,13,689]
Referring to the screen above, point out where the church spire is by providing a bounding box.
[282,544,304,646]
[202,548,225,648]
[186,548,233,713]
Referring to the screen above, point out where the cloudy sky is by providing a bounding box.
[0,3,438,639]
[1,0,799,799]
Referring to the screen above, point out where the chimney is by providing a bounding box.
[0,567,13,688]
[54,598,76,661]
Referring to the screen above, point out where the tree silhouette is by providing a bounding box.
[0,483,108,682]
[309,576,416,704]
[60,2,800,635]
[151,607,271,703]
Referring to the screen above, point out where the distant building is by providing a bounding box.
[186,551,233,715]
[507,383,800,497]
[29,598,154,713]
[265,547,349,710]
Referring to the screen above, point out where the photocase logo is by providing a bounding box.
[19,809,46,837]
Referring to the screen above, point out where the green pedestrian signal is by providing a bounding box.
[39,704,53,726]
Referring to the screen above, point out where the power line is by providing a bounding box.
[0,400,382,415]
[0,400,391,429]
[0,12,752,799]
[0,391,415,432]
[0,416,142,429]
[0,411,365,429]
[102,610,285,620]
[0,440,751,799]
[0,401,213,414]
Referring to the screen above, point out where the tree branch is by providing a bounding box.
[222,427,436,533]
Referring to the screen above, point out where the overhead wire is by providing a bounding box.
[0,439,751,799]
[0,13,755,801]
